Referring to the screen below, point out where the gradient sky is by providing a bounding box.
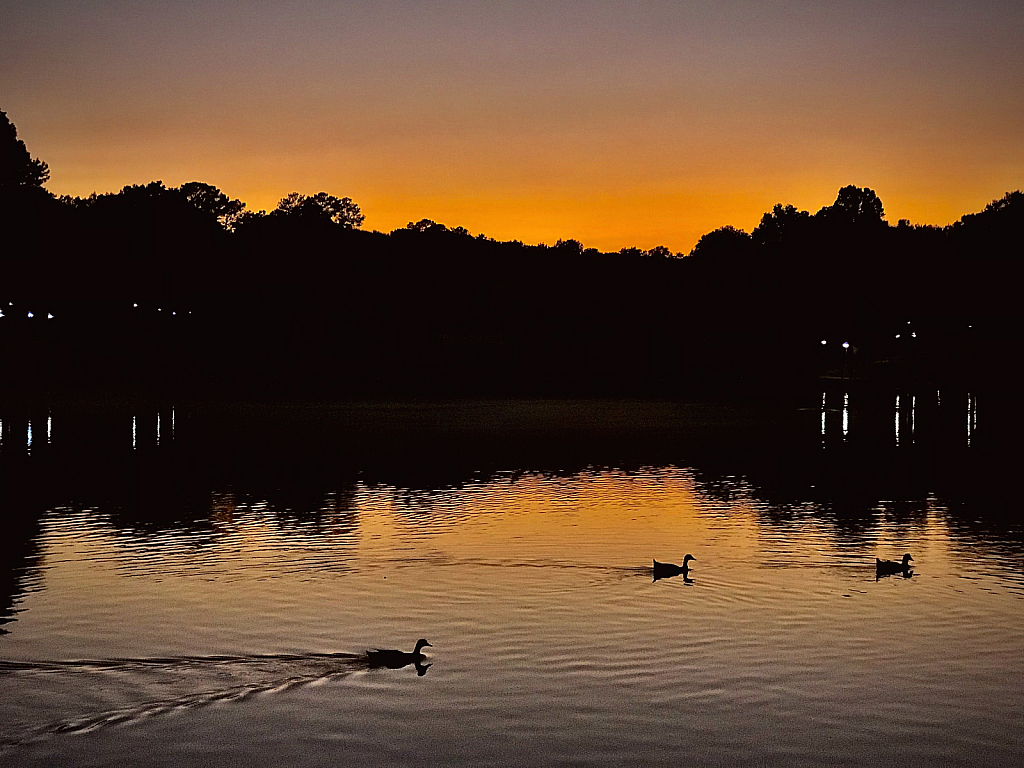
[3,0,1022,252]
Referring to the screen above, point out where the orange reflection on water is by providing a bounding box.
[356,470,761,572]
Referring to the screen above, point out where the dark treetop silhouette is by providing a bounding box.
[0,109,49,189]
[1,108,1021,398]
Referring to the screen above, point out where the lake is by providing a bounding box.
[1,391,1022,766]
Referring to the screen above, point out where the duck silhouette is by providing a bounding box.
[366,639,432,672]
[876,553,913,579]
[653,554,695,582]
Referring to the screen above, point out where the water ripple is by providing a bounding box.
[0,652,371,747]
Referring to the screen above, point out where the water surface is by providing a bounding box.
[1,394,1021,766]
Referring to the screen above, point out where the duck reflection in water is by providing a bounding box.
[876,553,914,580]
[365,639,432,676]
[653,554,695,583]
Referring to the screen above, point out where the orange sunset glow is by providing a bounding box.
[3,1,1022,251]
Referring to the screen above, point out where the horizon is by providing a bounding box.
[3,0,1022,252]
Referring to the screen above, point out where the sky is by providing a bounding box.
[3,0,1022,252]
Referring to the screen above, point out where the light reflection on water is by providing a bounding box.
[0,397,1022,767]
[967,393,977,447]
[0,391,987,456]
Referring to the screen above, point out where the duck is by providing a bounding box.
[875,553,913,577]
[366,639,432,669]
[653,554,695,581]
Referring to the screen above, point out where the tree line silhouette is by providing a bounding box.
[2,108,1021,397]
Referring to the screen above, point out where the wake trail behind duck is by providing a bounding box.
[0,652,364,748]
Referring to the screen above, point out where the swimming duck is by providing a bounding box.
[366,639,432,669]
[875,553,913,577]
[653,554,695,581]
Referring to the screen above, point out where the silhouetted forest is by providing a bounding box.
[2,109,1021,397]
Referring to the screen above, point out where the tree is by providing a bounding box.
[554,239,584,255]
[980,190,1023,215]
[234,209,269,229]
[0,109,49,189]
[405,218,448,233]
[86,181,188,217]
[752,203,811,249]
[688,225,752,260]
[178,182,246,230]
[950,189,1023,259]
[274,192,364,228]
[645,245,675,259]
[816,185,885,226]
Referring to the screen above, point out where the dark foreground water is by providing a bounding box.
[1,391,1022,766]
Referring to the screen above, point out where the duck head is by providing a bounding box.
[414,639,432,653]
[683,554,696,565]
[901,554,914,567]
